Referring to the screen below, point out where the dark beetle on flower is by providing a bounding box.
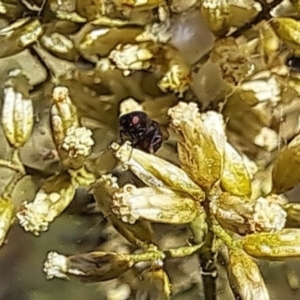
[285,55,300,72]
[119,111,163,154]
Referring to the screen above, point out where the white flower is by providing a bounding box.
[109,44,153,75]
[241,72,281,103]
[62,126,94,158]
[252,197,287,232]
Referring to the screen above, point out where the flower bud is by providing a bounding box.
[17,172,76,235]
[211,192,255,235]
[2,87,33,148]
[168,102,224,189]
[112,184,202,224]
[211,193,287,235]
[41,32,79,61]
[110,142,204,201]
[50,86,79,148]
[0,18,43,58]
[0,197,15,247]
[92,175,154,245]
[44,251,131,281]
[228,248,269,300]
[200,0,230,37]
[242,229,300,259]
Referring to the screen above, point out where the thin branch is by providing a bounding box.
[2,172,25,200]
[0,158,25,173]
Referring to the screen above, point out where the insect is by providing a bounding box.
[285,55,300,72]
[119,111,163,153]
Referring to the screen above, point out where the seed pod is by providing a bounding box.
[221,142,251,197]
[110,142,205,201]
[242,229,300,259]
[2,87,34,148]
[112,184,202,224]
[228,248,269,300]
[44,251,132,281]
[17,172,76,235]
[0,197,15,247]
[168,102,224,189]
[0,18,43,58]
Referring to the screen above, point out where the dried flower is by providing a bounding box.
[210,192,255,235]
[110,142,205,201]
[210,38,252,85]
[252,197,286,232]
[61,126,94,158]
[112,184,202,224]
[109,43,153,75]
[158,64,191,97]
[136,23,171,43]
[17,172,76,235]
[2,87,34,148]
[44,251,132,281]
[92,174,155,245]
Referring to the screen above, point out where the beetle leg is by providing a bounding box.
[149,128,163,153]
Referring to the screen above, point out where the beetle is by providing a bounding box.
[285,55,300,73]
[119,111,163,154]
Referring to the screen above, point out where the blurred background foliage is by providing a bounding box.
[2,0,300,299]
